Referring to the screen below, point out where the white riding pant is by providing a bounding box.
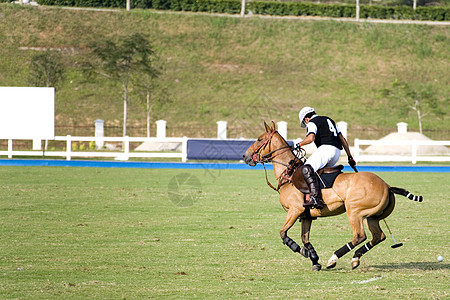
[305,145,341,172]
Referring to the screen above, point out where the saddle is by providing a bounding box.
[317,165,343,189]
[318,164,344,175]
[290,164,344,194]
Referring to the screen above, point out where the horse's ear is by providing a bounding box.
[264,121,271,132]
[271,121,276,131]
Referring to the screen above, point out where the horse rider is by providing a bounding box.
[297,107,356,209]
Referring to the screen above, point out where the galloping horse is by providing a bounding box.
[243,121,423,271]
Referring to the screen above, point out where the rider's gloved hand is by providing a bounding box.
[348,155,356,168]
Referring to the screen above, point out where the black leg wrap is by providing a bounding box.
[335,242,355,258]
[354,242,373,258]
[305,243,319,263]
[283,236,300,253]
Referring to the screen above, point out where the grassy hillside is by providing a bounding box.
[0,4,449,141]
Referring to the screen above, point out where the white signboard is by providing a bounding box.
[0,87,55,139]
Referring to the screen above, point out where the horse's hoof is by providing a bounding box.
[326,254,338,269]
[312,264,322,271]
[351,257,360,270]
[300,247,310,258]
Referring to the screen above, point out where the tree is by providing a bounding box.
[29,51,65,88]
[381,79,444,134]
[132,61,172,137]
[85,33,158,137]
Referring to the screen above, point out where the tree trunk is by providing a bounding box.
[123,84,128,138]
[146,92,150,138]
[417,109,422,134]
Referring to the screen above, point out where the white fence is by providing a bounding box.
[0,136,188,162]
[354,139,450,164]
[1,136,450,164]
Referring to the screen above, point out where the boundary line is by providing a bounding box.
[0,159,449,172]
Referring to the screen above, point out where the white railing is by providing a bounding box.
[354,139,450,164]
[2,136,449,164]
[0,136,188,162]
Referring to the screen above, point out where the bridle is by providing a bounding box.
[251,130,291,165]
[250,130,304,192]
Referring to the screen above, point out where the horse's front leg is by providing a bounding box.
[300,217,321,271]
[280,208,302,254]
[280,209,321,271]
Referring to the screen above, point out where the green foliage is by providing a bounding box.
[248,1,449,20]
[85,33,160,136]
[380,79,446,132]
[86,33,156,82]
[28,51,65,88]
[35,0,450,20]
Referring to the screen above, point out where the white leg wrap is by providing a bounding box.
[327,253,339,269]
[328,254,338,263]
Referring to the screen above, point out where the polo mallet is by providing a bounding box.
[383,219,403,248]
[349,156,358,173]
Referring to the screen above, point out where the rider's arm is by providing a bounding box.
[298,133,315,147]
[339,133,356,169]
[338,133,352,157]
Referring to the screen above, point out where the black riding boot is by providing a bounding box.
[301,164,325,209]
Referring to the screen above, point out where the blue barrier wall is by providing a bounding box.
[186,139,294,160]
[187,139,253,160]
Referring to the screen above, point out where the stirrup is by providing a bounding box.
[303,195,324,209]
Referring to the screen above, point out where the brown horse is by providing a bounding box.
[243,121,423,271]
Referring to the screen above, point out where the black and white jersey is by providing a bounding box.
[306,115,343,150]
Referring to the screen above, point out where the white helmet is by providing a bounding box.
[298,106,315,128]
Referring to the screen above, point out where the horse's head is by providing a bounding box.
[243,121,277,166]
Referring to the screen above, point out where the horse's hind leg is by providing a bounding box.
[351,217,387,269]
[327,213,367,269]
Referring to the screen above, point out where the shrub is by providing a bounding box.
[35,0,450,21]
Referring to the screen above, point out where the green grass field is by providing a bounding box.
[0,166,448,298]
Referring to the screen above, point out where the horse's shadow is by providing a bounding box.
[372,262,449,271]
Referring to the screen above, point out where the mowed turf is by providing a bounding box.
[0,166,448,299]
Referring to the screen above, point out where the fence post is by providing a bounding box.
[66,135,71,161]
[277,121,287,140]
[182,136,188,162]
[156,120,167,139]
[8,139,13,159]
[354,138,360,162]
[33,139,41,150]
[337,121,348,139]
[397,122,408,133]
[95,119,104,149]
[217,121,227,140]
[124,136,130,160]
[356,0,360,20]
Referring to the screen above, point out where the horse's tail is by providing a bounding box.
[390,187,423,202]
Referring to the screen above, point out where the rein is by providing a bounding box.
[251,130,304,192]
